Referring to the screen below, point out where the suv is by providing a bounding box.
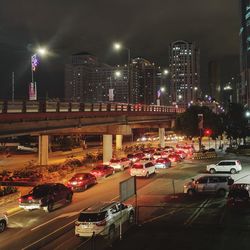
[184,174,234,196]
[0,213,8,233]
[207,160,242,174]
[18,183,73,212]
[227,183,250,208]
[130,161,156,178]
[75,201,134,238]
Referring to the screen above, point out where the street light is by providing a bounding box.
[109,70,122,102]
[157,87,166,106]
[246,111,250,118]
[163,69,169,75]
[30,46,48,100]
[113,42,131,103]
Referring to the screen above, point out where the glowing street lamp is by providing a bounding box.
[109,70,122,102]
[163,69,169,75]
[30,46,48,100]
[157,87,166,105]
[113,42,131,103]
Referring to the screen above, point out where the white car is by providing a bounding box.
[0,213,8,233]
[206,160,242,174]
[109,158,131,171]
[130,161,156,178]
[75,201,134,238]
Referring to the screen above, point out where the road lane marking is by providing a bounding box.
[22,219,76,250]
[184,199,210,226]
[31,210,81,231]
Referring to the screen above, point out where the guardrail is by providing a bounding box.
[0,100,185,114]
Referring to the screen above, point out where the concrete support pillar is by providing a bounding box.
[38,135,49,166]
[116,135,123,150]
[159,128,165,148]
[103,134,113,163]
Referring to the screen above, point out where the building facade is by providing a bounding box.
[169,40,200,105]
[240,0,250,107]
[64,52,128,103]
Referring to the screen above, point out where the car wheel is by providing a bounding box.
[230,168,236,174]
[217,188,226,197]
[45,202,54,212]
[66,193,73,203]
[0,220,6,233]
[146,172,149,178]
[108,225,115,241]
[128,211,135,224]
[187,189,195,196]
[210,168,216,174]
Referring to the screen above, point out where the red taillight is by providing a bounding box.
[18,198,22,203]
[96,220,107,226]
[28,196,33,200]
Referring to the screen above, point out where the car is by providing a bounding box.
[18,183,73,212]
[143,149,155,157]
[130,161,156,178]
[67,173,97,191]
[227,183,250,208]
[127,153,139,163]
[154,157,171,169]
[206,160,242,174]
[90,165,115,178]
[109,158,131,171]
[141,156,156,164]
[75,201,135,238]
[175,150,187,159]
[183,174,234,196]
[152,151,168,159]
[0,213,8,233]
[168,153,181,162]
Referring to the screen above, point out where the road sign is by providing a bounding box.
[119,176,136,202]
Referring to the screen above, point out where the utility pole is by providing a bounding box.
[12,72,15,102]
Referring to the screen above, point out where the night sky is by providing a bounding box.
[0,0,240,100]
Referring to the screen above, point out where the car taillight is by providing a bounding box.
[28,196,33,200]
[18,198,23,203]
[96,220,106,226]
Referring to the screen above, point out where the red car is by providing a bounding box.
[90,165,115,178]
[67,173,97,191]
[175,150,187,159]
[168,153,181,162]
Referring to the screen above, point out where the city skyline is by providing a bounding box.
[0,0,240,101]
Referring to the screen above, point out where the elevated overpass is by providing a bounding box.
[0,101,185,165]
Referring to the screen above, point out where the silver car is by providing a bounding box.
[184,174,233,196]
[0,213,8,233]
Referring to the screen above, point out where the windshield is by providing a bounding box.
[32,185,51,197]
[78,211,107,222]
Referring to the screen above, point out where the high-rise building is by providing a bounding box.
[169,40,200,105]
[239,0,250,107]
[64,52,128,103]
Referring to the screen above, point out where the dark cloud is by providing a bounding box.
[0,0,240,99]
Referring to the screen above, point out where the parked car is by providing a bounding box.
[183,174,234,196]
[127,153,140,163]
[175,150,187,159]
[90,165,115,178]
[143,149,155,157]
[75,201,134,238]
[227,183,250,208]
[109,158,131,171]
[0,213,8,233]
[153,151,168,159]
[130,161,156,178]
[154,158,171,169]
[141,156,156,164]
[168,153,181,162]
[206,160,242,174]
[18,183,73,212]
[67,173,97,191]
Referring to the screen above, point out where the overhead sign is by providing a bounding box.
[119,177,136,202]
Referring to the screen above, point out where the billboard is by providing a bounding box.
[29,82,37,101]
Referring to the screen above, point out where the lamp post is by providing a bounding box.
[113,42,131,103]
[30,47,48,100]
[157,87,165,106]
[109,70,121,102]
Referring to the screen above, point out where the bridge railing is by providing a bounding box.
[0,100,185,114]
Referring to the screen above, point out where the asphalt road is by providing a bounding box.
[1,153,250,250]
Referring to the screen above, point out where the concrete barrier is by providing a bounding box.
[0,191,20,207]
[192,151,217,160]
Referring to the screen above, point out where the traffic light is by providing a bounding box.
[204,129,212,136]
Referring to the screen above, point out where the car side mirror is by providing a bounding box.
[228,179,234,186]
